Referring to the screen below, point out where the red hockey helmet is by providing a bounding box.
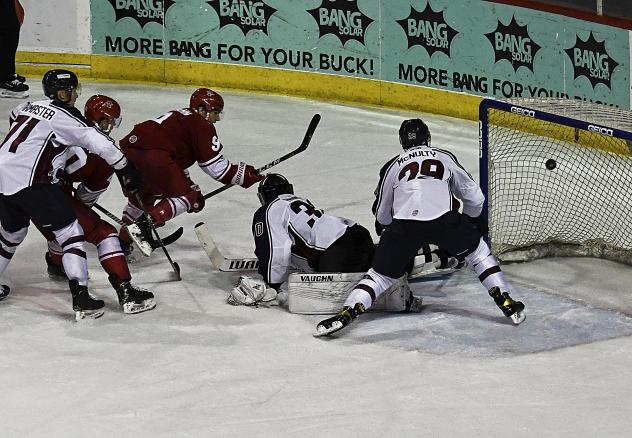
[190,88,224,114]
[84,94,122,133]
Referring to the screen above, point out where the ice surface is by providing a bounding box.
[1,81,632,437]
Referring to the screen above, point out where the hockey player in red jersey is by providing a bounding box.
[43,94,155,315]
[0,69,143,320]
[118,88,264,255]
[315,119,526,336]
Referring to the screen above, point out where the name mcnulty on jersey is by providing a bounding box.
[20,103,56,120]
[397,148,436,164]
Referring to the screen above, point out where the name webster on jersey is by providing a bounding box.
[20,103,56,120]
[396,149,436,164]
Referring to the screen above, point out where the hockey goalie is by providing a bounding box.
[224,174,460,312]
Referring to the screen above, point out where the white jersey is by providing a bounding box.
[373,145,485,225]
[0,100,127,195]
[252,194,354,284]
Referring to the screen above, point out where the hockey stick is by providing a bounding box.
[194,222,259,272]
[90,202,184,248]
[135,194,182,281]
[202,113,321,200]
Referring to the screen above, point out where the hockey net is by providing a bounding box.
[479,98,632,265]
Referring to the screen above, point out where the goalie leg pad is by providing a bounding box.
[287,272,419,314]
[228,276,277,306]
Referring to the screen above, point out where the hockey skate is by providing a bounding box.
[313,302,365,337]
[488,287,525,325]
[109,275,156,314]
[0,284,10,301]
[69,280,105,321]
[0,78,29,98]
[123,214,155,257]
[404,294,424,313]
[45,252,67,280]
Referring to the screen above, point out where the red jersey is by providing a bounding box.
[120,108,222,169]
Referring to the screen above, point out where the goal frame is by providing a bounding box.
[478,98,632,263]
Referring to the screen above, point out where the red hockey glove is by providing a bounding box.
[230,162,263,188]
[185,188,205,213]
[242,164,263,188]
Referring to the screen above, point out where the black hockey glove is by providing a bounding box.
[467,214,488,235]
[374,220,385,236]
[116,161,143,195]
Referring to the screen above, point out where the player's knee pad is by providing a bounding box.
[464,238,493,268]
[84,221,117,246]
[53,220,85,250]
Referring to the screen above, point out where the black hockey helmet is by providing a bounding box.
[42,69,80,100]
[399,118,431,149]
[257,173,294,206]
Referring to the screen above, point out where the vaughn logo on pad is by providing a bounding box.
[300,275,335,282]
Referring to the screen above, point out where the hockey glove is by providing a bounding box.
[183,185,205,213]
[228,276,277,306]
[241,163,264,189]
[466,214,489,235]
[116,161,143,195]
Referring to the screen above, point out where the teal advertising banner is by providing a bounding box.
[91,0,630,108]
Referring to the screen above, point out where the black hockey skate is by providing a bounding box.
[488,287,525,325]
[69,280,105,321]
[0,77,29,98]
[108,275,156,314]
[314,302,366,337]
[0,284,10,301]
[45,252,67,280]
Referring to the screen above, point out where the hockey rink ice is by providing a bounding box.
[1,81,632,437]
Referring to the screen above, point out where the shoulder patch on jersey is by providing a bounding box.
[254,222,264,237]
[128,135,137,144]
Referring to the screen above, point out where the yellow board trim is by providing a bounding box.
[15,51,482,120]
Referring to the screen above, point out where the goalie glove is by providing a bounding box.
[228,276,277,306]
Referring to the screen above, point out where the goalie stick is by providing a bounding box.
[202,113,321,200]
[195,222,259,272]
[195,222,460,282]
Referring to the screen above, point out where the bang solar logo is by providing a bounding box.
[106,0,175,27]
[564,32,619,89]
[484,16,541,73]
[205,0,277,36]
[307,0,374,46]
[396,3,457,58]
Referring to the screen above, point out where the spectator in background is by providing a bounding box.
[0,0,28,98]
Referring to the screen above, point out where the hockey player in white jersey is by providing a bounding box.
[315,118,525,336]
[0,69,143,320]
[245,174,375,291]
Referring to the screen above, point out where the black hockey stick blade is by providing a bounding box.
[150,227,184,249]
[203,113,321,200]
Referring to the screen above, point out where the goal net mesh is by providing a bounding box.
[481,99,632,265]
